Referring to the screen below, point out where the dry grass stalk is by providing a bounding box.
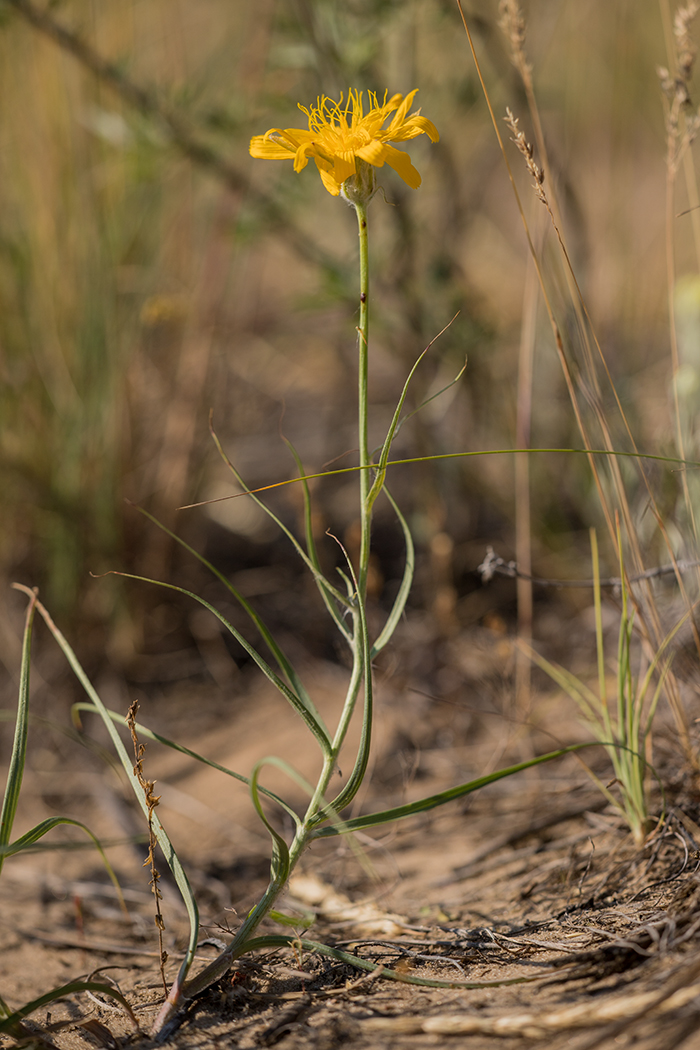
[363,977,700,1038]
[502,62,695,753]
[675,1,700,80]
[498,0,531,81]
[659,1,700,690]
[659,2,700,174]
[504,108,546,205]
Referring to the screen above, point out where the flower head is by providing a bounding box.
[249,89,439,197]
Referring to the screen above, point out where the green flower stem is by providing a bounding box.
[354,197,371,601]
[153,193,375,1036]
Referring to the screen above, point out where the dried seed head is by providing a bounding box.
[675,1,700,82]
[498,0,531,76]
[504,107,546,203]
[658,65,676,98]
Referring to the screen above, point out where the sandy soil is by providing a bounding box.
[3,644,700,1050]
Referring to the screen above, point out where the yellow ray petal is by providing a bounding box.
[355,140,389,166]
[316,164,342,195]
[384,90,419,136]
[382,144,422,189]
[249,135,295,159]
[389,115,440,143]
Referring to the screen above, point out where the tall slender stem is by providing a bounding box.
[354,198,371,601]
[155,173,377,1039]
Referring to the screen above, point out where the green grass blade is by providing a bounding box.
[643,658,672,740]
[20,590,199,996]
[371,489,415,657]
[107,571,332,755]
[366,346,430,512]
[209,418,350,608]
[2,816,124,907]
[283,437,352,643]
[129,503,331,729]
[392,355,467,442]
[241,934,550,990]
[181,447,700,509]
[0,707,122,777]
[311,743,604,837]
[366,318,465,512]
[521,642,601,724]
[249,754,317,819]
[0,589,38,877]
[590,529,608,714]
[72,703,301,822]
[250,759,292,885]
[0,980,140,1036]
[322,558,372,817]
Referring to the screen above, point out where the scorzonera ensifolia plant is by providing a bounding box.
[15,89,612,1038]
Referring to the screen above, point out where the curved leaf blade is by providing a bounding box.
[312,743,607,837]
[0,980,139,1036]
[129,502,330,733]
[106,572,332,755]
[371,489,414,657]
[18,591,200,997]
[1,589,38,876]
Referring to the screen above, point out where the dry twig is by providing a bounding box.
[126,701,168,995]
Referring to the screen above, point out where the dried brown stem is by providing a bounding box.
[127,701,168,996]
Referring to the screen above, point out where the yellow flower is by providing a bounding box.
[249,89,439,197]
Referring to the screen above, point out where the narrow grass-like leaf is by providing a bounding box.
[591,530,609,719]
[13,588,200,996]
[283,437,351,644]
[181,447,699,510]
[642,657,673,740]
[393,357,467,442]
[241,934,554,990]
[0,589,37,877]
[127,503,329,734]
[249,754,317,815]
[0,980,139,1036]
[524,643,602,725]
[4,835,148,854]
[0,708,122,777]
[72,702,300,822]
[249,758,292,890]
[311,743,607,837]
[371,489,414,657]
[106,571,332,755]
[322,555,373,817]
[2,815,124,907]
[209,417,350,608]
[366,346,430,513]
[365,314,463,508]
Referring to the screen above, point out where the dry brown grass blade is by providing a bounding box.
[460,0,693,753]
[454,3,616,549]
[362,973,700,1038]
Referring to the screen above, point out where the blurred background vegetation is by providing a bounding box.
[0,0,696,699]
